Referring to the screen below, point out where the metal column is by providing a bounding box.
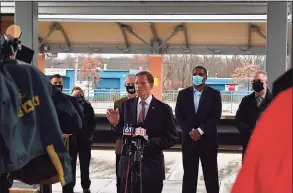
[265,2,288,89]
[14,2,38,66]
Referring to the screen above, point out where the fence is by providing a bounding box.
[64,89,252,115]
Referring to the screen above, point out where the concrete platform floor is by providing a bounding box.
[11,150,242,193]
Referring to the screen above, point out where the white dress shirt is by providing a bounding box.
[193,88,204,135]
[137,95,153,121]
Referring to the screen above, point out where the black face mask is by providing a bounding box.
[77,96,84,102]
[54,85,63,92]
[126,85,136,94]
[252,80,264,92]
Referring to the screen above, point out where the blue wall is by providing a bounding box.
[206,78,233,91]
[47,69,249,93]
[98,78,120,89]
[95,70,129,90]
[46,69,130,92]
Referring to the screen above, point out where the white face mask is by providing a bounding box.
[192,75,204,86]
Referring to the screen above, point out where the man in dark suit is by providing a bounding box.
[107,71,178,193]
[41,74,83,193]
[175,66,222,193]
[236,71,273,160]
[107,74,137,193]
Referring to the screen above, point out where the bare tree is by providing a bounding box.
[79,54,103,88]
[131,55,149,70]
[231,63,259,90]
[163,54,199,90]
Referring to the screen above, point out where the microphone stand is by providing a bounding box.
[124,138,144,193]
[132,138,144,193]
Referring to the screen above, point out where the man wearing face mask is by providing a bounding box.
[71,87,96,193]
[236,71,273,160]
[175,66,222,193]
[50,74,82,138]
[41,74,83,193]
[106,74,136,193]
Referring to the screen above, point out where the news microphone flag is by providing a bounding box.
[123,126,134,136]
[135,127,147,136]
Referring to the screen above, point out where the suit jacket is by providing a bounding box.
[175,85,222,150]
[66,95,83,117]
[117,96,178,180]
[231,88,292,193]
[51,88,83,135]
[78,100,96,138]
[236,89,273,146]
[114,96,128,110]
[113,96,128,139]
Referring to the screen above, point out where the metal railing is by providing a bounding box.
[64,89,252,115]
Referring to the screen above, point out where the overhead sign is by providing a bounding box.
[44,68,67,76]
[225,84,239,91]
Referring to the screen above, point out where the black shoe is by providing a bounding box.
[83,189,91,193]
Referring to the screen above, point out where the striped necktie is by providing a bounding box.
[138,101,146,122]
[256,96,263,107]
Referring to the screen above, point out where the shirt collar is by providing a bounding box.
[255,90,266,99]
[138,95,153,105]
[193,87,202,95]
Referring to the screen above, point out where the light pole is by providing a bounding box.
[74,56,78,86]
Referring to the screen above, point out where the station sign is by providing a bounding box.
[44,68,67,76]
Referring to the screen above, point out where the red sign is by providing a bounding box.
[225,84,238,91]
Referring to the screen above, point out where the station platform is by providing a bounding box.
[9,150,242,193]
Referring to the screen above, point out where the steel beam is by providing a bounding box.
[182,23,190,53]
[123,25,151,46]
[1,2,267,15]
[39,22,71,52]
[149,23,158,41]
[45,44,265,55]
[266,2,288,90]
[246,23,265,51]
[116,22,130,52]
[15,2,38,66]
[251,24,266,39]
[158,24,185,50]
[149,23,163,54]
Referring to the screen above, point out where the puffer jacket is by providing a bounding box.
[0,60,72,186]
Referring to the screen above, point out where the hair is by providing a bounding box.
[135,71,154,84]
[71,86,84,96]
[50,74,62,80]
[254,70,268,82]
[124,74,136,81]
[192,66,208,77]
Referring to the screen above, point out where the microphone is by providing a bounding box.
[122,125,135,137]
[122,124,135,156]
[133,122,149,145]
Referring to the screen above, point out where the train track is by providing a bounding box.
[93,117,242,148]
